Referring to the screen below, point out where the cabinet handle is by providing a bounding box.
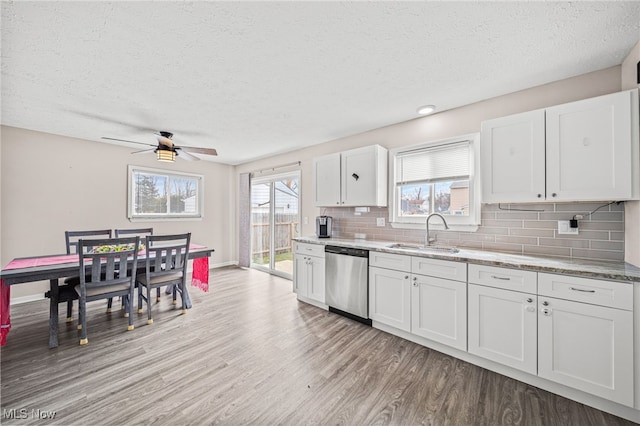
[537,194,542,198]
[491,275,510,281]
[552,193,557,197]
[542,301,549,306]
[541,308,552,316]
[404,275,409,279]
[570,287,596,293]
[526,298,533,303]
[412,276,417,281]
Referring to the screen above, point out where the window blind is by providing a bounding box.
[396,141,470,184]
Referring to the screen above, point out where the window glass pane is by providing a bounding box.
[129,167,203,219]
[169,176,199,214]
[399,183,431,216]
[399,180,469,217]
[134,173,167,214]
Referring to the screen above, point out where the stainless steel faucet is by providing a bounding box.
[425,213,449,246]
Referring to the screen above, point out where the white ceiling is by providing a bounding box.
[2,2,639,165]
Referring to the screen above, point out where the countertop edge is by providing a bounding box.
[293,237,640,283]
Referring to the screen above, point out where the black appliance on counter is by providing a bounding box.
[316,216,333,238]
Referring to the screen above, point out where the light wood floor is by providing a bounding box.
[1,266,635,426]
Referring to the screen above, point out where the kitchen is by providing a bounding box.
[2,2,640,425]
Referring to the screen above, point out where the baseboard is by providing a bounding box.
[211,260,238,269]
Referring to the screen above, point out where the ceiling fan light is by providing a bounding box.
[156,149,176,162]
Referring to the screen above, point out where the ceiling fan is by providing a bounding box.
[102,131,218,162]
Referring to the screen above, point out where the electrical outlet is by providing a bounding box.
[558,220,579,235]
[376,217,385,227]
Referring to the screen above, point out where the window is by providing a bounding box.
[389,133,480,229]
[128,166,204,220]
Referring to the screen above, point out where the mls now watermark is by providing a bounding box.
[3,408,57,420]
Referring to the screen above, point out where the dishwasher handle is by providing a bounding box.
[325,245,369,258]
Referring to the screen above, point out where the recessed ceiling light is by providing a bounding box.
[416,105,436,115]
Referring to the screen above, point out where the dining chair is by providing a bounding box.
[75,236,139,345]
[45,229,113,323]
[114,227,170,299]
[137,233,191,324]
[114,228,153,238]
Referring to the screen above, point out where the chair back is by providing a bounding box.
[65,230,112,254]
[77,236,140,295]
[144,233,191,282]
[114,228,153,238]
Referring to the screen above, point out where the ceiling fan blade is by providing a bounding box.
[179,146,218,156]
[101,137,157,147]
[131,148,156,155]
[175,148,200,161]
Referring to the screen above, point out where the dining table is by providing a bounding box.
[0,244,214,348]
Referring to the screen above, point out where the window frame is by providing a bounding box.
[388,133,481,231]
[127,165,204,221]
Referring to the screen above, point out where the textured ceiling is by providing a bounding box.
[2,1,639,165]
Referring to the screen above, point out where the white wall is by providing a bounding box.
[622,40,640,267]
[1,126,236,299]
[236,66,623,247]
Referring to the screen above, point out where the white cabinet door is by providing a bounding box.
[314,153,341,206]
[341,145,387,207]
[411,274,467,351]
[480,109,546,203]
[307,256,325,303]
[369,266,411,332]
[468,284,537,374]
[538,296,634,406]
[293,254,308,296]
[546,90,637,201]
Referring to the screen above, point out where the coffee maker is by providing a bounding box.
[316,216,333,238]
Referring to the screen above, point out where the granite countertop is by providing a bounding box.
[293,236,640,282]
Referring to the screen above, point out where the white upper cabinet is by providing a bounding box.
[481,109,546,203]
[314,145,388,207]
[481,89,640,203]
[314,152,342,206]
[546,90,638,201]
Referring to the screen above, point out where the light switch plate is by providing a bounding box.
[376,217,385,227]
[558,220,578,235]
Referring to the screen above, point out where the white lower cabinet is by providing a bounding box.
[538,296,634,407]
[293,243,325,304]
[411,274,467,351]
[468,283,538,375]
[369,266,411,332]
[369,252,467,350]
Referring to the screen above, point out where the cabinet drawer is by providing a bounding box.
[411,257,467,282]
[369,251,411,271]
[468,264,537,293]
[293,242,325,258]
[538,273,633,311]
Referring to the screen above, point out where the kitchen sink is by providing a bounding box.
[386,243,459,254]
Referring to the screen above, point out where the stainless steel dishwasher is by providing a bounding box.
[325,245,371,326]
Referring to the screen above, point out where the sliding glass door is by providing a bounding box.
[250,172,300,278]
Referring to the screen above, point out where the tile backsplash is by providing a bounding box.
[323,201,625,261]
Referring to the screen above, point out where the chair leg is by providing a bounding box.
[127,289,135,331]
[138,286,144,314]
[172,286,177,305]
[107,297,113,313]
[180,283,187,315]
[123,294,130,318]
[156,287,161,303]
[66,299,73,323]
[79,296,88,345]
[147,286,153,325]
